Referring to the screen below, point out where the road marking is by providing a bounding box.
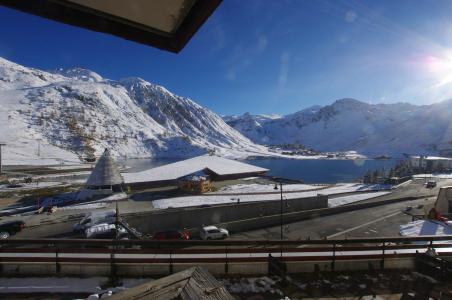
[326,210,402,239]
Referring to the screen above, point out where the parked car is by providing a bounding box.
[0,220,25,239]
[200,226,229,240]
[426,180,437,188]
[152,230,189,240]
[73,209,116,233]
[85,223,128,239]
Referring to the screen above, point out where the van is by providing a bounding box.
[73,209,117,233]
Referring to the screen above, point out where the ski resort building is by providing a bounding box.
[409,155,452,170]
[77,148,124,200]
[177,171,212,194]
[123,155,268,189]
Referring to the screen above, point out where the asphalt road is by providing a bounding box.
[230,197,432,240]
[230,178,452,240]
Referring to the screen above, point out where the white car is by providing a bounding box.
[85,223,128,239]
[200,226,229,240]
[73,209,116,233]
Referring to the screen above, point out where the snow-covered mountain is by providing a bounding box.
[0,57,267,165]
[224,98,452,157]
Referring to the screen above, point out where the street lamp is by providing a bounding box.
[0,143,5,174]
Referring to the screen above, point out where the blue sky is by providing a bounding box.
[2,0,452,115]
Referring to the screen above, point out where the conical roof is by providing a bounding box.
[86,148,123,187]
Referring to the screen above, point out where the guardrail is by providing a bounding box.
[0,236,452,276]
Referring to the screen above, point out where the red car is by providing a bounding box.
[152,230,189,240]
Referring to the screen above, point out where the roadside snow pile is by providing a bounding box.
[413,173,452,179]
[41,192,127,208]
[152,184,392,209]
[400,219,452,237]
[58,202,108,210]
[328,191,390,207]
[216,183,322,193]
[0,181,65,191]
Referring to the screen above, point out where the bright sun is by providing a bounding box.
[425,52,452,88]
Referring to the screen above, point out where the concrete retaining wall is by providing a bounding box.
[123,195,328,234]
[214,196,421,234]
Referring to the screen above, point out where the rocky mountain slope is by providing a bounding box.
[0,57,267,165]
[224,99,452,157]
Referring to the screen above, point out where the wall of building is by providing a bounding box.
[409,156,452,170]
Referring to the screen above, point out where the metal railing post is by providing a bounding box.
[55,246,60,274]
[110,241,117,277]
[225,245,229,274]
[380,242,385,269]
[169,248,173,275]
[331,243,336,271]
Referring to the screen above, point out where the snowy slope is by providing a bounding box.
[0,57,267,164]
[224,99,452,157]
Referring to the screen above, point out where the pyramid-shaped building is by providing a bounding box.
[78,148,124,200]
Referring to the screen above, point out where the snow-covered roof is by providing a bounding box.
[123,155,268,184]
[410,155,452,160]
[86,149,124,187]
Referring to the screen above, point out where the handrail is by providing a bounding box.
[1,235,452,247]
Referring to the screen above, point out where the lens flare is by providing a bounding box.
[425,52,452,89]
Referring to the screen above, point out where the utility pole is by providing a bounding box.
[115,200,120,240]
[0,143,5,174]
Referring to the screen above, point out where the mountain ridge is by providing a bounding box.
[0,57,267,165]
[224,98,452,157]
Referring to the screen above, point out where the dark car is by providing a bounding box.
[426,180,437,188]
[0,220,25,239]
[152,230,189,240]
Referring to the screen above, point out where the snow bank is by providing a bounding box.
[215,183,320,193]
[400,219,452,237]
[152,184,391,209]
[328,191,390,207]
[0,181,65,191]
[413,173,452,179]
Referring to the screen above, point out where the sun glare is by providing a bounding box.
[425,52,452,88]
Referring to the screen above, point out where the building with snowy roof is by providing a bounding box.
[409,155,452,170]
[123,155,268,189]
[77,148,124,200]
